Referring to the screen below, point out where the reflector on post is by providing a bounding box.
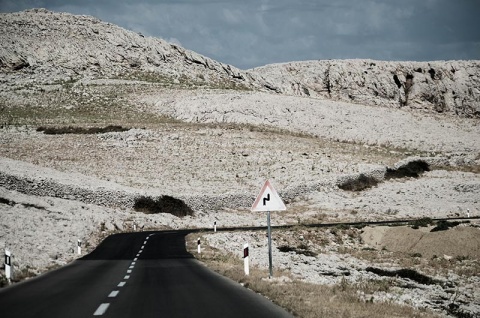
[243,243,249,276]
[5,249,12,282]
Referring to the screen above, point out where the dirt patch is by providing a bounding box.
[361,225,480,259]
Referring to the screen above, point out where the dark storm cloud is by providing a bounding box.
[1,0,479,69]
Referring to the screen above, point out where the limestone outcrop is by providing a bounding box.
[251,59,480,117]
[0,8,252,89]
[2,9,479,118]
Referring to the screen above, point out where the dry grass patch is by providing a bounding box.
[186,233,438,318]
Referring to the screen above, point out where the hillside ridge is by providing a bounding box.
[0,8,255,89]
[1,9,479,117]
[251,59,480,117]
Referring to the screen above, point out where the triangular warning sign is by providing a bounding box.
[251,180,287,212]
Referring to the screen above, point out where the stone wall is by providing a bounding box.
[1,156,467,213]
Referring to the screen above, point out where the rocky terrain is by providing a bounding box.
[1,8,480,317]
[251,59,480,118]
[1,9,479,118]
[205,224,480,315]
[0,8,251,90]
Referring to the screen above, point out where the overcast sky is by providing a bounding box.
[1,0,479,69]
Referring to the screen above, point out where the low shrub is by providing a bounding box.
[385,160,430,179]
[278,245,295,253]
[338,174,378,191]
[133,195,194,217]
[0,197,14,205]
[36,125,130,135]
[430,220,461,232]
[365,267,437,285]
[278,244,317,257]
[409,217,433,229]
[0,274,8,287]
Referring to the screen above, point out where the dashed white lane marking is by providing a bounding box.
[108,291,119,298]
[93,236,153,317]
[93,303,110,316]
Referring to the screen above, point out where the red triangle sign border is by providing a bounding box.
[251,180,287,212]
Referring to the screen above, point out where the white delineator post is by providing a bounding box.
[5,249,12,283]
[197,238,201,254]
[214,221,217,233]
[77,240,82,255]
[243,243,249,276]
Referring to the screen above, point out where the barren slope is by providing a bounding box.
[251,60,480,117]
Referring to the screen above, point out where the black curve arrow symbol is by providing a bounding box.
[263,193,270,206]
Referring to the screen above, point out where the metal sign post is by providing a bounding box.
[267,211,273,278]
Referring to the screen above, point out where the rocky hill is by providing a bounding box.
[251,59,480,118]
[0,8,254,89]
[1,9,479,118]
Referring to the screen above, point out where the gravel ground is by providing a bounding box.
[204,224,480,316]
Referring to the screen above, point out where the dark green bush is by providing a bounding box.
[409,217,433,229]
[278,245,295,253]
[338,174,378,191]
[37,125,130,135]
[430,220,461,232]
[385,160,430,179]
[133,195,194,217]
[365,267,436,285]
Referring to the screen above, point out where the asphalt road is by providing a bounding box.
[0,231,292,317]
